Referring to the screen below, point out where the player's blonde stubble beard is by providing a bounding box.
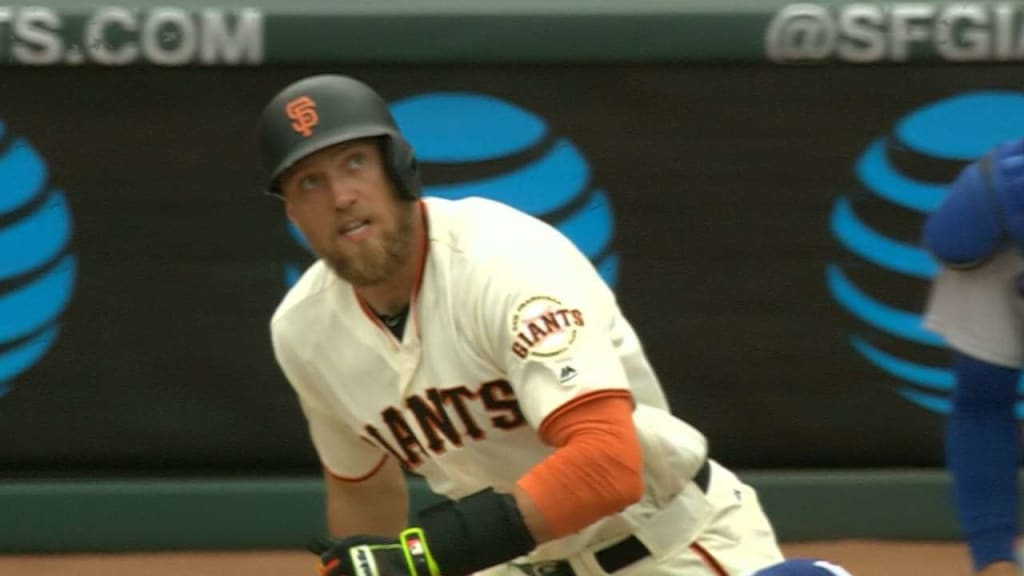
[325,200,416,288]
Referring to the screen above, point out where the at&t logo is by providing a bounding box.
[828,91,1024,414]
[0,118,76,397]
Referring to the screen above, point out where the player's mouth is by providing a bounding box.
[338,219,371,241]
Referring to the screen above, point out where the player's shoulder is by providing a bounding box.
[425,196,569,258]
[271,259,337,332]
[426,195,537,227]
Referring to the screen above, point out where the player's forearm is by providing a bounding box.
[327,491,408,538]
[975,561,1019,576]
[324,457,409,538]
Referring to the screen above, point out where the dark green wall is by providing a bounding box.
[0,471,973,553]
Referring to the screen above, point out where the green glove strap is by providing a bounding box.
[399,527,440,576]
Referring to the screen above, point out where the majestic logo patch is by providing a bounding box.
[285,95,318,137]
[510,296,584,359]
[558,365,578,383]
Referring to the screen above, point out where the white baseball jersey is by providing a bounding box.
[924,246,1024,368]
[272,196,783,573]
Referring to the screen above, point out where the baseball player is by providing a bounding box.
[260,74,853,576]
[923,138,1024,576]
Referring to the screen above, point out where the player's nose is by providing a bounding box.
[327,175,358,210]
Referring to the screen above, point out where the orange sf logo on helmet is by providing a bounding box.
[285,96,318,137]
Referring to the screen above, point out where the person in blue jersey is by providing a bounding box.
[923,138,1024,576]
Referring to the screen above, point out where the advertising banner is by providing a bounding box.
[4,2,1024,66]
[0,64,1019,475]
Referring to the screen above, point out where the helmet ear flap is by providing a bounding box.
[383,135,421,200]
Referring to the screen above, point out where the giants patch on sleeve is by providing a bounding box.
[510,295,585,360]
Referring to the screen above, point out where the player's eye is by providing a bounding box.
[346,153,366,170]
[298,174,322,191]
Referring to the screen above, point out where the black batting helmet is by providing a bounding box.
[258,74,420,199]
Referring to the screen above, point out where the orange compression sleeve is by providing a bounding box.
[515,391,644,539]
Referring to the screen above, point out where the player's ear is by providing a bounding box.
[284,198,298,223]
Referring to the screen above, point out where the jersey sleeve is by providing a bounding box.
[924,247,1024,368]
[271,321,386,479]
[472,228,632,429]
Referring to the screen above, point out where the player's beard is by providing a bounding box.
[325,202,416,287]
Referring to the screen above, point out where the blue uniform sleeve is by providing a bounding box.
[946,352,1022,571]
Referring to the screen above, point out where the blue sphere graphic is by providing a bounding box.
[285,92,618,288]
[0,118,77,396]
[827,91,1024,415]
